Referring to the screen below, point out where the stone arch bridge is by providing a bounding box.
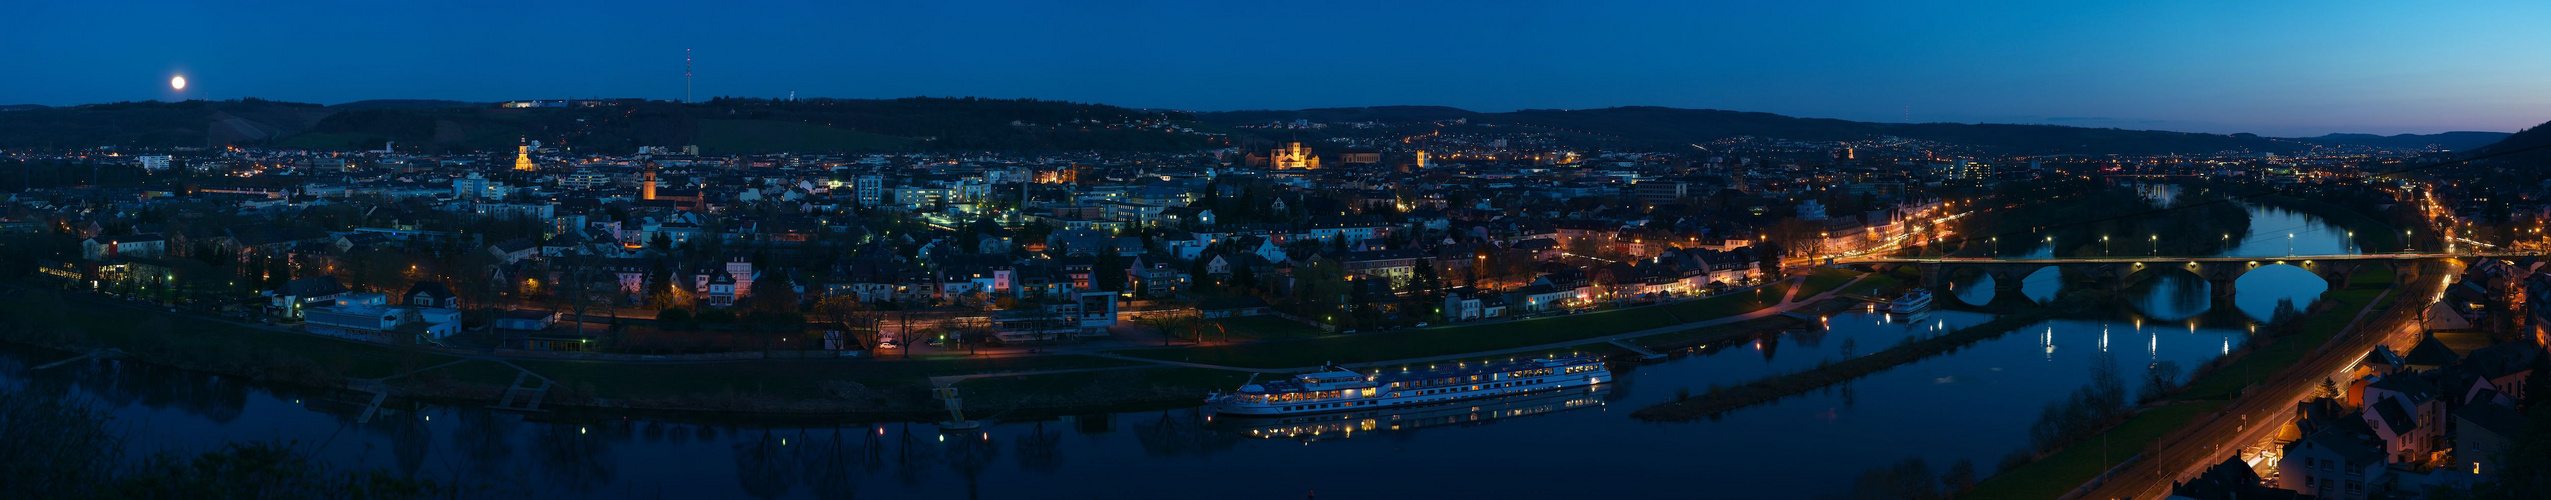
[1856,255,2435,309]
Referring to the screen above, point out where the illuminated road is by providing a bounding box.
[2076,259,2455,500]
[1844,252,2503,265]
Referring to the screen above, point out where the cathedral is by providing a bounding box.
[513,141,538,171]
[1271,142,1319,170]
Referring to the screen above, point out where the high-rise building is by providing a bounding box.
[854,175,884,207]
[1634,181,1688,204]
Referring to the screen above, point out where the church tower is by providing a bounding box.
[641,168,658,200]
[513,138,537,172]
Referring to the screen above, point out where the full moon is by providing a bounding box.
[170,76,186,90]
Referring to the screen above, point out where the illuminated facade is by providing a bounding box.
[513,142,537,171]
[1272,142,1320,170]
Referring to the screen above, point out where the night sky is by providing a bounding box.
[7,0,2548,136]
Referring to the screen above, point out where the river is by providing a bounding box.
[0,186,2370,499]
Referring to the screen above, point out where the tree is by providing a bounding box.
[1940,459,1978,494]
[746,270,800,314]
[1093,252,1125,292]
[2140,361,2184,404]
[946,315,996,354]
[641,262,685,310]
[1134,312,1198,346]
[655,307,692,327]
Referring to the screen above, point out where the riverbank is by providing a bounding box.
[0,268,1847,419]
[1109,269,1849,369]
[1960,263,2416,499]
[1630,296,2086,421]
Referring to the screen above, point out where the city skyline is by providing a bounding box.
[6,0,2548,137]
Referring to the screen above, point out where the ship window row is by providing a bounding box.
[1267,390,1348,403]
[1564,365,1598,374]
[1280,401,1371,412]
[1389,379,1549,399]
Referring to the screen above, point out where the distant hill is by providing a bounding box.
[0,105,48,112]
[0,99,334,150]
[2473,119,2551,164]
[2293,132,2508,151]
[330,99,484,110]
[0,97,1217,153]
[1201,105,2317,155]
[1203,106,1481,125]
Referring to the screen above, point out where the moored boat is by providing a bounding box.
[1889,289,1933,314]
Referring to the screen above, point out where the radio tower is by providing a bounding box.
[684,49,693,103]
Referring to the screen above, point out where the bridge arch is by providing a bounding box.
[2229,261,2335,323]
[2117,264,2212,321]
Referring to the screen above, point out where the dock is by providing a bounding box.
[1607,339,1666,361]
[30,348,124,370]
[490,371,554,413]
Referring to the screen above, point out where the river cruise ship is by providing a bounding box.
[1205,356,1611,417]
[1888,289,1934,314]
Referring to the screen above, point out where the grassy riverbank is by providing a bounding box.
[1109,274,1827,369]
[0,289,453,384]
[1960,400,2229,499]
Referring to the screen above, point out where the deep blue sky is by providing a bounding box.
[8,0,2548,136]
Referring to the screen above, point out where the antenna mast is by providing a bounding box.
[685,49,694,103]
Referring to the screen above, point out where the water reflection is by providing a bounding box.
[1216,386,1610,441]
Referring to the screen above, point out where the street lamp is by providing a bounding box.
[2287,233,2295,257]
[1990,237,1998,258]
[2102,235,2110,257]
[2149,234,2157,256]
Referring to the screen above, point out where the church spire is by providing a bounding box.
[513,137,537,171]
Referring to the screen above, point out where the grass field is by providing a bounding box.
[1629,317,1800,351]
[1209,315,1326,341]
[1111,307,1687,368]
[1115,273,1854,368]
[32,295,453,379]
[955,366,1251,411]
[696,119,915,153]
[1657,282,1789,319]
[1793,267,1858,300]
[1840,269,1908,297]
[513,354,1143,400]
[1962,401,2228,500]
[405,359,522,387]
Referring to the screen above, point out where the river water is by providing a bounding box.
[0,187,2367,499]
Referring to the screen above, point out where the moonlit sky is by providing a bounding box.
[6,0,2548,136]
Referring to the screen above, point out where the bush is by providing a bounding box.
[656,308,693,324]
[1998,447,2036,473]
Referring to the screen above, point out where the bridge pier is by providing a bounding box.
[1992,272,2028,304]
[2210,277,2239,313]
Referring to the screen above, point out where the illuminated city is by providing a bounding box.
[2,1,2549,499]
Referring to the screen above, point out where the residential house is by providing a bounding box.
[81,233,168,260]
